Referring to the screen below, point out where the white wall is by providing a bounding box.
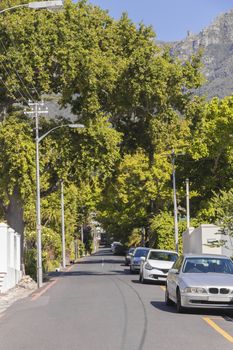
[182,224,233,257]
[0,223,21,293]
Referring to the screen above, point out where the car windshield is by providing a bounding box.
[183,257,233,274]
[128,248,135,254]
[148,251,178,262]
[134,249,148,258]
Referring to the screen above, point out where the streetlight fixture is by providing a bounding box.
[0,1,63,14]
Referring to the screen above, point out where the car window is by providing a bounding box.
[129,248,135,253]
[134,249,149,257]
[148,251,178,262]
[183,257,233,274]
[172,256,183,271]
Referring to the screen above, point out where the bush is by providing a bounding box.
[25,249,37,281]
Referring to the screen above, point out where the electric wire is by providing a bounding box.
[0,62,29,105]
[0,37,35,102]
[2,18,41,100]
[0,76,22,104]
[3,0,41,101]
[1,7,48,101]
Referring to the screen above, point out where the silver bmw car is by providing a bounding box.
[166,254,233,313]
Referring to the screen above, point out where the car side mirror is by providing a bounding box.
[170,268,179,274]
[140,257,146,261]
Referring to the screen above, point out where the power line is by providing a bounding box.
[0,76,23,104]
[1,13,41,100]
[0,38,35,101]
[0,62,29,104]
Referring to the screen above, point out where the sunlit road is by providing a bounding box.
[1,247,233,350]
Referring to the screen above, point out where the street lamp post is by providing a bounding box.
[61,179,66,269]
[26,101,84,287]
[37,121,84,286]
[171,149,179,253]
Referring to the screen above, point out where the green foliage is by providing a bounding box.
[150,211,186,253]
[200,189,233,236]
[0,116,35,204]
[25,248,37,280]
[98,150,172,241]
[78,240,85,258]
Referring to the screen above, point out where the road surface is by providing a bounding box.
[0,247,233,349]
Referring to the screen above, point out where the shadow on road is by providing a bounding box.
[150,301,233,317]
[77,259,123,265]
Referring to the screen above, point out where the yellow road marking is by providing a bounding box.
[160,286,166,291]
[203,317,233,343]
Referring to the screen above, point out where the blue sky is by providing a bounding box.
[87,0,233,41]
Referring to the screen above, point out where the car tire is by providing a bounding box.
[176,289,183,313]
[141,273,146,284]
[130,265,133,273]
[165,287,173,306]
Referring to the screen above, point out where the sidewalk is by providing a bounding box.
[0,276,37,315]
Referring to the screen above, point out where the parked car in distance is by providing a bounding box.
[113,243,127,255]
[139,249,178,283]
[111,241,121,253]
[125,247,136,266]
[130,247,150,273]
[166,254,233,313]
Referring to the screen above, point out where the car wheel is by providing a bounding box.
[141,273,146,284]
[139,273,142,282]
[176,289,183,313]
[130,265,133,273]
[165,287,173,306]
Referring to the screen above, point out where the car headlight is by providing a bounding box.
[145,262,153,270]
[183,287,207,294]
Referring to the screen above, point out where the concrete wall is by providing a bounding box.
[182,224,233,257]
[0,223,22,293]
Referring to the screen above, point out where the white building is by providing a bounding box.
[182,224,233,258]
[0,223,22,293]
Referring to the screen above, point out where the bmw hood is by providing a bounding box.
[181,273,233,287]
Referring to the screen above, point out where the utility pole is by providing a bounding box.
[61,179,66,268]
[25,101,48,288]
[186,178,190,229]
[81,224,84,243]
[172,149,179,253]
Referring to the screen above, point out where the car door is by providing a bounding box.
[167,256,183,299]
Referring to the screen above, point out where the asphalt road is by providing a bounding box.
[1,247,233,350]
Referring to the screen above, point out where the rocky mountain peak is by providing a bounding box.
[171,9,233,99]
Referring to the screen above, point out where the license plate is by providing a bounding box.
[158,277,166,281]
[208,296,229,302]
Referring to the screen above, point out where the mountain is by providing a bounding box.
[170,9,233,99]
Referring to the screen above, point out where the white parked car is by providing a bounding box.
[166,254,233,313]
[139,249,178,283]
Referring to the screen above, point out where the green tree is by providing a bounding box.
[98,150,171,242]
